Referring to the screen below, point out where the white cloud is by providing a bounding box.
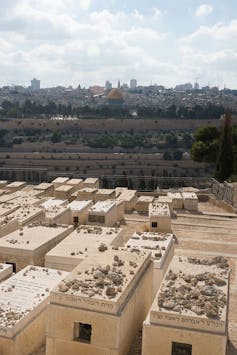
[195,4,213,17]
[153,7,161,20]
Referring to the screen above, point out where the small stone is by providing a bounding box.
[105,286,117,298]
[163,301,176,310]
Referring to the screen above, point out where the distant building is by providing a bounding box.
[130,79,137,89]
[31,78,40,91]
[194,82,199,90]
[175,83,193,91]
[105,80,112,91]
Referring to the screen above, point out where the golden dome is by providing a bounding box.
[107,88,123,100]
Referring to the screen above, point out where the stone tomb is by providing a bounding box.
[142,256,229,355]
[6,181,26,193]
[45,206,71,225]
[125,232,174,296]
[157,195,173,212]
[45,225,123,271]
[182,192,198,212]
[136,196,154,214]
[167,192,183,210]
[83,177,100,189]
[77,187,98,202]
[68,200,93,226]
[117,189,137,212]
[52,177,70,189]
[34,183,54,197]
[66,178,84,192]
[0,215,19,238]
[46,248,153,355]
[149,201,171,233]
[41,199,67,210]
[0,265,68,355]
[0,224,73,272]
[54,185,75,200]
[88,200,118,227]
[95,189,116,202]
[7,205,45,227]
[0,263,13,282]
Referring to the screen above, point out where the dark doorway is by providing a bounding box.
[73,322,92,343]
[6,262,16,273]
[172,342,192,355]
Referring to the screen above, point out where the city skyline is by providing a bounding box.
[0,0,237,88]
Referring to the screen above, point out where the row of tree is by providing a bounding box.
[0,99,229,119]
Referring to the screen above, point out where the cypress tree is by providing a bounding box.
[215,113,234,182]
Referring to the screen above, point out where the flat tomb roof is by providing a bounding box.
[182,192,198,200]
[150,256,229,334]
[125,232,174,267]
[137,196,154,203]
[78,187,97,193]
[149,202,170,217]
[68,200,92,211]
[45,206,70,218]
[0,224,72,251]
[46,226,122,264]
[167,192,182,199]
[34,183,54,191]
[52,177,69,184]
[50,248,151,315]
[96,189,115,195]
[54,185,74,192]
[66,178,83,185]
[0,265,68,337]
[42,199,67,210]
[84,177,99,184]
[7,206,43,223]
[88,200,116,214]
[6,182,26,189]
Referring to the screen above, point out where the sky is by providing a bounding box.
[0,0,237,89]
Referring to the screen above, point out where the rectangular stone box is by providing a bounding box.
[167,192,183,210]
[83,177,99,189]
[0,263,13,282]
[0,224,73,271]
[54,185,75,200]
[149,201,171,233]
[46,248,153,355]
[117,190,137,212]
[95,189,116,202]
[77,188,98,202]
[45,225,123,271]
[136,196,154,214]
[142,255,229,355]
[125,232,174,297]
[45,206,71,225]
[182,192,198,211]
[68,200,93,225]
[88,200,118,227]
[0,265,68,355]
[52,177,70,189]
[34,183,54,197]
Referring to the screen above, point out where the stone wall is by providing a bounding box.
[211,179,237,207]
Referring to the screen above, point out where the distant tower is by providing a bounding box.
[105,80,112,91]
[118,80,121,89]
[130,79,137,90]
[31,78,40,91]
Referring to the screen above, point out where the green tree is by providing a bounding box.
[215,113,234,182]
[191,125,219,163]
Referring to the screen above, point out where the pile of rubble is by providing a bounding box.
[158,257,229,319]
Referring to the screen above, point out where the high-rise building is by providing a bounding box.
[105,80,112,91]
[130,79,137,89]
[31,78,40,91]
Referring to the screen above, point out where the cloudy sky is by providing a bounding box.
[0,0,237,88]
